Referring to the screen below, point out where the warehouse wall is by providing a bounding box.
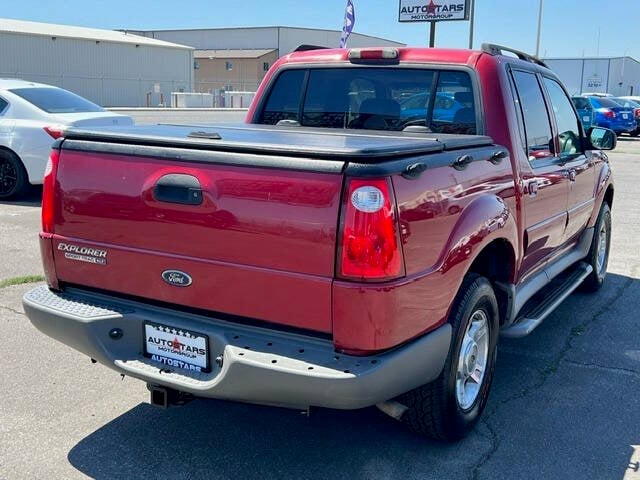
[0,32,193,107]
[138,27,280,51]
[137,27,404,57]
[545,57,640,97]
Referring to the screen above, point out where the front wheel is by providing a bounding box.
[581,202,611,292]
[401,273,499,441]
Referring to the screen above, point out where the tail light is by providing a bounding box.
[634,108,640,119]
[42,149,60,234]
[601,109,616,119]
[338,177,405,281]
[43,125,65,139]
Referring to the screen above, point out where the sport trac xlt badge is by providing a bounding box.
[58,242,107,265]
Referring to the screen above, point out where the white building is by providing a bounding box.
[0,18,194,107]
[544,56,640,97]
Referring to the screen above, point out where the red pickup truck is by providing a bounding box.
[23,44,616,441]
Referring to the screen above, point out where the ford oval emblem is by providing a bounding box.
[161,270,192,287]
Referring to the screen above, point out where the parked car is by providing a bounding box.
[0,79,134,199]
[571,96,596,130]
[611,97,640,136]
[586,95,637,135]
[24,44,615,442]
[400,91,467,123]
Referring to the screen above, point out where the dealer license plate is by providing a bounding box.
[623,113,629,119]
[144,322,209,372]
[583,116,590,122]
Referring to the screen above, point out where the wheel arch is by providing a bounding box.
[466,238,516,325]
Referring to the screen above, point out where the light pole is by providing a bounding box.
[468,0,475,49]
[535,0,543,57]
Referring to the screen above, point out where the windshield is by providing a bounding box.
[258,67,477,134]
[9,87,104,114]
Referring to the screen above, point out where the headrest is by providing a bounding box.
[454,91,474,105]
[359,98,401,117]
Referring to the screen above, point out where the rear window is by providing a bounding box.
[592,97,623,108]
[258,67,477,134]
[9,87,104,113]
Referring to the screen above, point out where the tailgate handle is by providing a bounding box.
[153,174,203,205]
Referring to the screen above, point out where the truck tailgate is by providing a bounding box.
[51,146,343,333]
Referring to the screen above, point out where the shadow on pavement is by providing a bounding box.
[0,185,42,207]
[67,401,459,480]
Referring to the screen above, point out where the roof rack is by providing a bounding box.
[294,45,330,52]
[481,43,548,68]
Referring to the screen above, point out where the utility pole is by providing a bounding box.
[468,0,475,49]
[535,0,543,57]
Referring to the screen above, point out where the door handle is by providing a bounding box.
[526,180,538,197]
[567,169,576,182]
[153,174,203,205]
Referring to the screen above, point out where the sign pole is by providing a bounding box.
[429,21,436,47]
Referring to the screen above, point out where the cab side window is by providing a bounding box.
[0,97,7,115]
[542,77,583,157]
[511,70,555,162]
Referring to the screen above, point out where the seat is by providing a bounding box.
[350,98,401,130]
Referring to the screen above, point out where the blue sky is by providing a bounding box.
[3,0,638,59]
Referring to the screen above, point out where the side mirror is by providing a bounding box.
[587,127,616,150]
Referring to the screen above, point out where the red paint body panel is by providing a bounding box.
[42,47,612,354]
[52,150,343,333]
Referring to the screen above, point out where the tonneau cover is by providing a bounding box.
[62,123,493,161]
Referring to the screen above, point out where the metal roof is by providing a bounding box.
[195,49,277,59]
[0,18,193,50]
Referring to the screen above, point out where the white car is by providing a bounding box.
[0,79,134,199]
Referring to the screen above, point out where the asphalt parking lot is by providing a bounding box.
[0,138,639,480]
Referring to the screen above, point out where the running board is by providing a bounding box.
[500,262,593,338]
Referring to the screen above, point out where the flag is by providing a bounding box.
[339,0,355,48]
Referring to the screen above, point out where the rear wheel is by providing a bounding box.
[401,273,499,441]
[0,151,28,199]
[581,202,611,292]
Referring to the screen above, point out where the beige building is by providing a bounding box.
[194,48,279,93]
[134,26,404,96]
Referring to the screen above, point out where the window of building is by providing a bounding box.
[263,62,270,72]
[225,61,233,71]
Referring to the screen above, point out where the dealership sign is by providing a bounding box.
[398,0,470,22]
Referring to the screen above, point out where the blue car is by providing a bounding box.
[400,92,465,122]
[586,96,636,135]
[571,96,596,131]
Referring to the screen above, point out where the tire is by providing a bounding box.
[631,130,640,137]
[581,202,611,292]
[0,151,28,200]
[401,273,499,441]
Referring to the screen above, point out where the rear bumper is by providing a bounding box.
[23,285,451,410]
